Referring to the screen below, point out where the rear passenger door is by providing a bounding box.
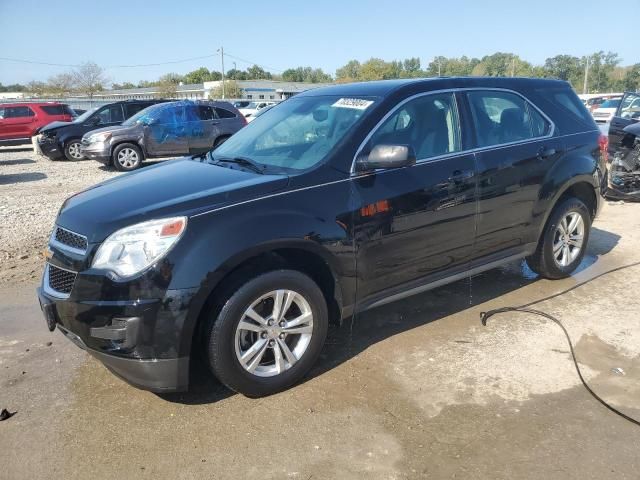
[186,105,219,153]
[465,90,562,260]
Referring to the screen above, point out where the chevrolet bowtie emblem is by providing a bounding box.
[43,248,53,260]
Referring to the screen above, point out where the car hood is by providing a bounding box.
[39,121,73,133]
[56,158,289,242]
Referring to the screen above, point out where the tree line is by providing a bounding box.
[2,51,639,98]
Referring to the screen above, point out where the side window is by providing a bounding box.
[0,108,5,119]
[96,105,125,124]
[4,106,35,118]
[125,103,149,118]
[214,107,236,118]
[619,92,640,120]
[155,106,177,125]
[467,91,551,147]
[367,93,461,160]
[197,105,215,120]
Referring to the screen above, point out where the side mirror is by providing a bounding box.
[356,144,416,172]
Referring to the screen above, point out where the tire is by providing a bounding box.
[213,135,229,149]
[205,270,328,397]
[63,139,84,161]
[526,197,591,279]
[112,143,143,171]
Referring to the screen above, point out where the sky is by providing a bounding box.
[0,0,637,86]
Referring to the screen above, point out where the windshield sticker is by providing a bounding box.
[331,98,374,110]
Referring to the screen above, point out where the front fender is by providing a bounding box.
[166,202,354,357]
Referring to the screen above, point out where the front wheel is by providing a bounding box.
[526,197,591,279]
[64,140,84,161]
[112,143,143,171]
[205,270,328,397]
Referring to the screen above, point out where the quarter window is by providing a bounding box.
[367,93,461,160]
[96,105,125,124]
[467,91,551,147]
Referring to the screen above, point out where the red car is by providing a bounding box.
[0,102,75,146]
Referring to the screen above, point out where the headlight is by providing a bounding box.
[92,217,187,279]
[87,132,112,143]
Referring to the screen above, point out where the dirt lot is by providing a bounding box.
[1,147,640,479]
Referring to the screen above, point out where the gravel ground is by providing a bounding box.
[0,146,166,286]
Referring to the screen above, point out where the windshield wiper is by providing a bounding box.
[213,155,266,174]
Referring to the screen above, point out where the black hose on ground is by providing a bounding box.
[480,260,640,427]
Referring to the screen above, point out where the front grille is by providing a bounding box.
[54,226,88,252]
[47,264,77,295]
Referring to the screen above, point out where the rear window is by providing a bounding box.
[214,107,236,118]
[534,88,596,132]
[40,105,74,116]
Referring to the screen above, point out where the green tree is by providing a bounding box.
[246,65,272,80]
[282,66,332,83]
[184,67,212,84]
[623,64,640,91]
[543,54,580,81]
[336,60,361,82]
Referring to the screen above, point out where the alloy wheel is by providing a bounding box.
[117,148,139,169]
[553,211,584,267]
[234,289,314,377]
[67,142,83,160]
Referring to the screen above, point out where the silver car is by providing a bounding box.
[80,100,247,171]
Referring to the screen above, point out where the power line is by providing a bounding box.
[0,52,284,72]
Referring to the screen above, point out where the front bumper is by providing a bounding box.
[80,141,111,164]
[37,136,65,160]
[37,279,196,393]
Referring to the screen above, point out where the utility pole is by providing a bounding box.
[583,56,589,94]
[217,46,225,99]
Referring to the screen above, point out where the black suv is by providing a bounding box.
[37,100,165,161]
[38,77,605,397]
[80,100,246,171]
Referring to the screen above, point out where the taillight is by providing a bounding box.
[240,115,248,126]
[598,134,609,163]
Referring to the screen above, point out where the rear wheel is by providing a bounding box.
[112,143,143,171]
[526,197,591,279]
[64,140,84,161]
[205,270,328,397]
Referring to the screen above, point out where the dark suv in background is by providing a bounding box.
[80,100,246,170]
[39,77,604,397]
[37,99,165,161]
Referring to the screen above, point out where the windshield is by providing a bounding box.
[599,99,620,108]
[73,107,98,123]
[212,95,377,172]
[122,104,156,126]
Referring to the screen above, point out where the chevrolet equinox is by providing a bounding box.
[38,77,606,397]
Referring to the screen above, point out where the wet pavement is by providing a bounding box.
[2,201,640,479]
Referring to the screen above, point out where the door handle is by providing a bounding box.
[448,170,474,183]
[537,146,556,159]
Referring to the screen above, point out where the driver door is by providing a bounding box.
[353,92,477,304]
